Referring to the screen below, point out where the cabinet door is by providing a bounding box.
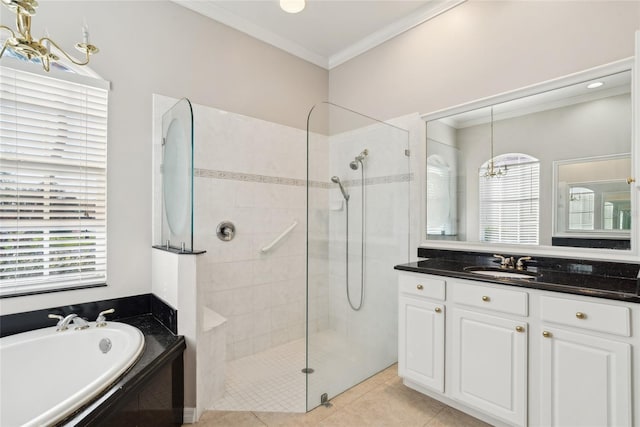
[398,296,445,392]
[450,308,527,427]
[540,327,631,427]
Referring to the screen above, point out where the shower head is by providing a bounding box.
[331,176,350,201]
[349,149,369,170]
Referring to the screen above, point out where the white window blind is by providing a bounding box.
[479,154,539,245]
[0,66,108,297]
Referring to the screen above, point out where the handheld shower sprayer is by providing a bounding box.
[331,176,350,201]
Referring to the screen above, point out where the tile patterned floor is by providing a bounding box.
[192,365,491,427]
[209,338,306,412]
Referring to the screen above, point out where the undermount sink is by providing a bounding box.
[464,266,539,280]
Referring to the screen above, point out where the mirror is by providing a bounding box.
[553,154,631,249]
[425,64,633,251]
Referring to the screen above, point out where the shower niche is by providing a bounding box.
[154,98,202,253]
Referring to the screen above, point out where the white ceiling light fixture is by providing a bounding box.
[587,81,604,89]
[280,0,305,14]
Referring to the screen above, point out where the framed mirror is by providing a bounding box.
[553,154,631,249]
[423,58,635,256]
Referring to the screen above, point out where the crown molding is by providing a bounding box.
[328,0,466,69]
[172,0,465,70]
[172,0,329,69]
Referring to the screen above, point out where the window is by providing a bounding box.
[426,155,453,235]
[0,65,108,297]
[479,153,539,244]
[568,186,595,230]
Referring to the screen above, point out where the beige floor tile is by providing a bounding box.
[325,382,444,426]
[192,365,489,427]
[425,407,492,427]
[329,363,400,408]
[254,404,337,426]
[190,411,266,427]
[330,375,382,408]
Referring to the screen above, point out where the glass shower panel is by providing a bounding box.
[160,98,194,252]
[306,102,410,410]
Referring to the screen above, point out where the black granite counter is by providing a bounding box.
[60,314,185,426]
[396,249,640,303]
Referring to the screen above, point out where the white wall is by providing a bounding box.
[0,1,327,315]
[329,0,640,121]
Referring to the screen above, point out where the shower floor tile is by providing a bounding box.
[209,338,307,413]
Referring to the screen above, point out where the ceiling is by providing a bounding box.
[171,0,465,69]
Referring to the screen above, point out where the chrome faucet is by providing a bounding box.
[95,308,115,327]
[516,256,532,270]
[48,313,89,331]
[493,254,515,269]
[49,313,76,331]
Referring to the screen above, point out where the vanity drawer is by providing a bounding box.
[540,296,630,337]
[399,272,445,300]
[450,281,528,316]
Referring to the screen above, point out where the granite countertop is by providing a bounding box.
[395,255,640,303]
[60,314,185,426]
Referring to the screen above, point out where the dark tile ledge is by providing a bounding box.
[396,249,640,303]
[59,314,185,426]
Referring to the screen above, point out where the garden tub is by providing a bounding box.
[0,321,144,426]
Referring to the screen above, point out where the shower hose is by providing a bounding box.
[345,166,365,311]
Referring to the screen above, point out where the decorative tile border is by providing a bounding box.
[194,168,413,189]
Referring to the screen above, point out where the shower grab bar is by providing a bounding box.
[261,221,298,253]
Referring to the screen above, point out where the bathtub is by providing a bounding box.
[0,321,145,427]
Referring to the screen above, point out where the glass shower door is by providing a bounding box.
[306,102,410,410]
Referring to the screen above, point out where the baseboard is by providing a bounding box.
[183,407,197,424]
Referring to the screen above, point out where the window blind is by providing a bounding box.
[0,66,108,297]
[479,155,539,245]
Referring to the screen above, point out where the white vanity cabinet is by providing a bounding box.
[397,270,639,427]
[539,296,632,427]
[449,282,528,427]
[398,272,445,393]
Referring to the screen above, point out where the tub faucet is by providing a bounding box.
[49,313,77,331]
[95,308,115,327]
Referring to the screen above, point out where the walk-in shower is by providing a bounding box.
[307,102,410,410]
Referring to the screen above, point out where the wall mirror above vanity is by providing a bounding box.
[423,58,637,256]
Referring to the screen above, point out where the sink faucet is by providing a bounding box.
[493,254,515,269]
[516,257,532,270]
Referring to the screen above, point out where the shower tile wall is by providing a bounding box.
[189,103,328,361]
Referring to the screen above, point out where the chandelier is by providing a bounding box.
[482,107,508,179]
[0,0,98,72]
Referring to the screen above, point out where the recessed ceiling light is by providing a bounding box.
[586,81,604,89]
[280,0,305,14]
